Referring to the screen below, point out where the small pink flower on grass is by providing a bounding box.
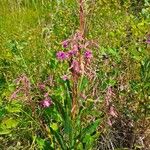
[84,50,93,59]
[68,49,78,57]
[71,60,80,74]
[41,97,52,108]
[38,83,46,90]
[68,45,78,57]
[75,32,83,41]
[62,40,69,48]
[105,86,114,106]
[10,88,20,100]
[109,106,118,117]
[107,118,112,126]
[11,91,17,99]
[56,51,68,60]
[61,75,68,81]
[146,39,150,44]
[44,92,49,97]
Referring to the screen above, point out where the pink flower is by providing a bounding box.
[146,39,150,44]
[84,50,93,59]
[11,91,17,99]
[73,45,78,51]
[107,118,112,126]
[105,87,114,106]
[109,106,118,117]
[68,49,78,57]
[61,75,68,81]
[62,40,69,48]
[71,60,80,74]
[41,97,52,108]
[75,32,83,41]
[44,92,49,97]
[10,88,21,100]
[38,83,46,90]
[56,51,68,60]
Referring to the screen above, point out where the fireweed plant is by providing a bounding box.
[56,31,94,118]
[10,1,100,150]
[10,31,100,149]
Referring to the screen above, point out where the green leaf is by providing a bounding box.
[50,127,67,150]
[79,76,89,92]
[50,123,58,131]
[0,118,19,129]
[0,128,11,135]
[65,80,72,110]
[51,97,72,134]
[76,119,100,141]
[0,107,6,118]
[5,102,22,113]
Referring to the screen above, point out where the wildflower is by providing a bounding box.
[41,97,52,108]
[75,32,83,41]
[105,86,114,106]
[38,83,46,90]
[11,90,18,99]
[44,92,49,97]
[71,60,80,74]
[62,40,69,48]
[73,44,78,51]
[109,106,118,117]
[68,49,78,57]
[61,75,68,81]
[146,39,150,44]
[56,51,68,60]
[107,118,112,126]
[84,50,93,59]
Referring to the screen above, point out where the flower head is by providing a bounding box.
[107,118,112,126]
[109,106,118,117]
[62,40,69,48]
[146,39,150,44]
[68,49,77,57]
[41,97,52,108]
[75,32,83,41]
[71,60,80,74]
[56,51,68,60]
[38,83,46,90]
[61,75,68,81]
[84,50,93,59]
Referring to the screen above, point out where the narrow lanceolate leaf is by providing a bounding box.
[65,80,72,110]
[52,97,72,134]
[52,98,66,120]
[76,119,100,141]
[49,127,67,150]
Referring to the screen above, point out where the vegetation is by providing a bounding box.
[0,0,150,149]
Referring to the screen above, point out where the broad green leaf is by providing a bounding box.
[0,118,19,129]
[50,123,58,131]
[0,128,11,135]
[5,102,22,113]
[76,119,100,141]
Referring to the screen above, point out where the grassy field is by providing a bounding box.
[0,0,150,149]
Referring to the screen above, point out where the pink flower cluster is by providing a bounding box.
[11,74,30,100]
[56,31,94,79]
[41,97,52,108]
[40,92,52,108]
[56,32,93,61]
